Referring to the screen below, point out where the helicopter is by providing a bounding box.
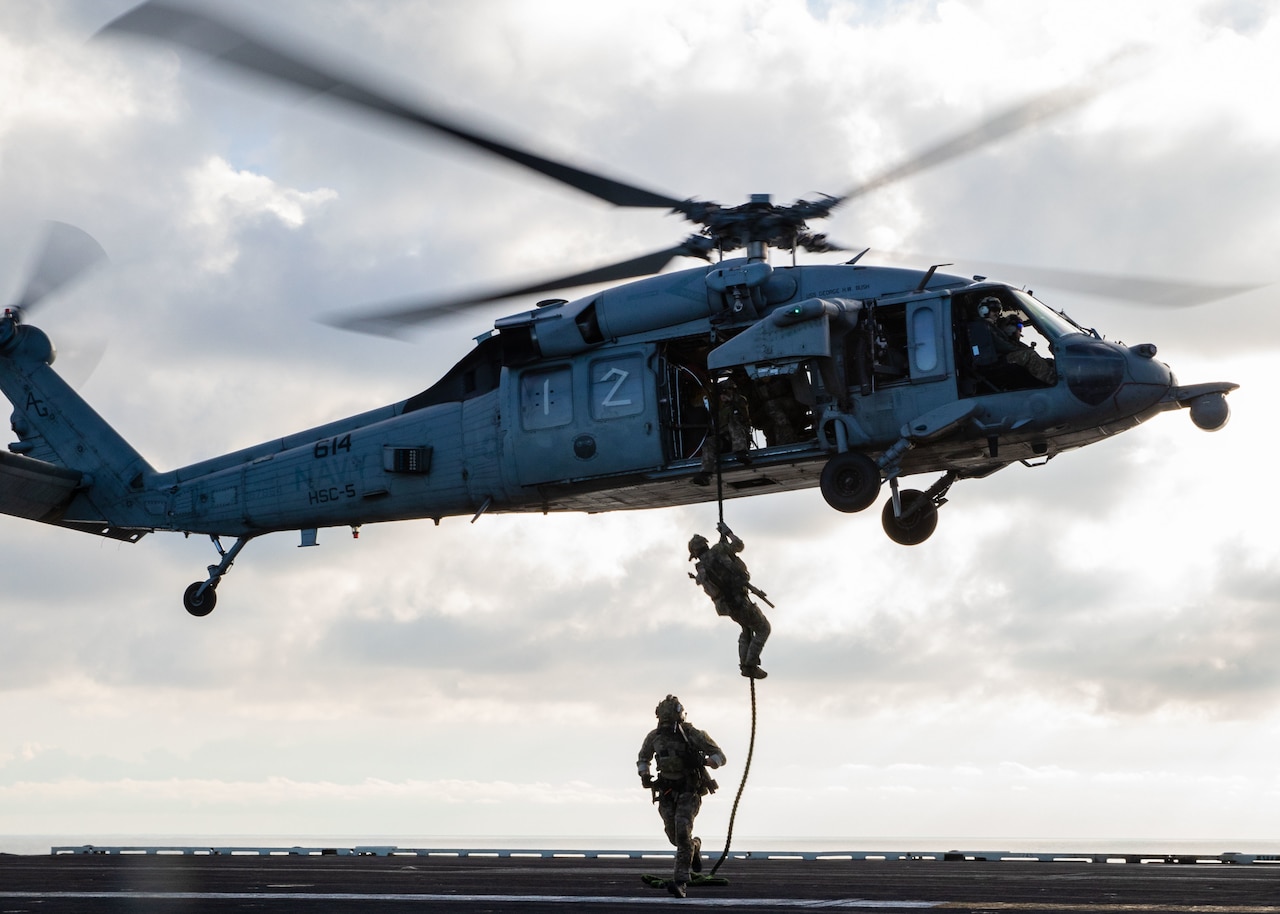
[0,3,1242,617]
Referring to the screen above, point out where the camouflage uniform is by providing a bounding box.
[637,695,726,896]
[992,316,1056,385]
[757,375,805,446]
[689,527,771,678]
[698,377,751,477]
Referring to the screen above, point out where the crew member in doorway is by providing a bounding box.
[689,522,771,679]
[692,374,751,485]
[756,374,805,446]
[637,694,726,899]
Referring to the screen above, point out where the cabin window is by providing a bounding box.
[520,366,573,429]
[589,354,645,420]
[912,306,939,373]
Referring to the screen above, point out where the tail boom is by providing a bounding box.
[0,321,153,540]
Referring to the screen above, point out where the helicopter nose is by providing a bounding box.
[1124,343,1173,386]
[1115,343,1175,415]
[1061,338,1125,405]
[1061,339,1172,411]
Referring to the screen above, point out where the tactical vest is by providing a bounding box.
[703,545,748,594]
[652,731,700,785]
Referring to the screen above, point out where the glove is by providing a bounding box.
[716,521,732,536]
[640,773,654,788]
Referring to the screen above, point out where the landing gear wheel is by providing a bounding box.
[183,582,216,617]
[882,489,938,545]
[819,452,881,513]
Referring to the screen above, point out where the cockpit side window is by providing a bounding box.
[954,289,1059,395]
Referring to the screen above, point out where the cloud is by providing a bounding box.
[182,156,337,272]
[2,0,1279,845]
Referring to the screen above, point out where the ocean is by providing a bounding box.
[6,834,1280,857]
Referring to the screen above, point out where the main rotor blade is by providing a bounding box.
[971,262,1263,307]
[14,222,108,312]
[327,243,700,337]
[835,51,1139,206]
[875,250,1263,307]
[100,2,687,210]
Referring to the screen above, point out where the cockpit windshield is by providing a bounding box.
[1011,289,1086,340]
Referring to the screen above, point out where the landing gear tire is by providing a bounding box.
[882,489,938,545]
[183,582,216,617]
[820,452,881,513]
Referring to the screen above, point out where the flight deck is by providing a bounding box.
[3,844,1280,912]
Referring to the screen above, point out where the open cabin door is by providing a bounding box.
[509,347,664,486]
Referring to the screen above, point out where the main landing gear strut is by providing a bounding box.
[817,450,956,546]
[818,401,975,545]
[183,535,252,617]
[881,471,956,546]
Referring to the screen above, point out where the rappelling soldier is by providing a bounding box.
[637,694,726,899]
[689,522,771,679]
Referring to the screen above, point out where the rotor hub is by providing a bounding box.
[681,193,843,257]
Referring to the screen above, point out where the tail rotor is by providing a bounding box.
[7,221,107,322]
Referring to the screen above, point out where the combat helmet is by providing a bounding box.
[687,534,709,559]
[655,694,685,725]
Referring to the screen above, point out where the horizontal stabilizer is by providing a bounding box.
[0,450,82,522]
[0,451,147,542]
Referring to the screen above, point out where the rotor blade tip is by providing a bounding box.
[318,311,417,340]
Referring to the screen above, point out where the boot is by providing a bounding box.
[740,663,767,679]
[667,880,687,898]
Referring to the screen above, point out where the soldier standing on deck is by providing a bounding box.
[637,695,726,899]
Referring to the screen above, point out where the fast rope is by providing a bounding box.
[705,370,756,877]
[710,676,756,876]
[711,372,726,528]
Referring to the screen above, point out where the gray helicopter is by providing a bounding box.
[0,4,1241,616]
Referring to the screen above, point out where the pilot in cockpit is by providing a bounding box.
[992,311,1057,385]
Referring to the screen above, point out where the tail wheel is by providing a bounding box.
[882,489,938,545]
[183,582,217,617]
[819,452,881,513]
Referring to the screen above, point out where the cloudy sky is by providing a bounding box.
[2,0,1278,851]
